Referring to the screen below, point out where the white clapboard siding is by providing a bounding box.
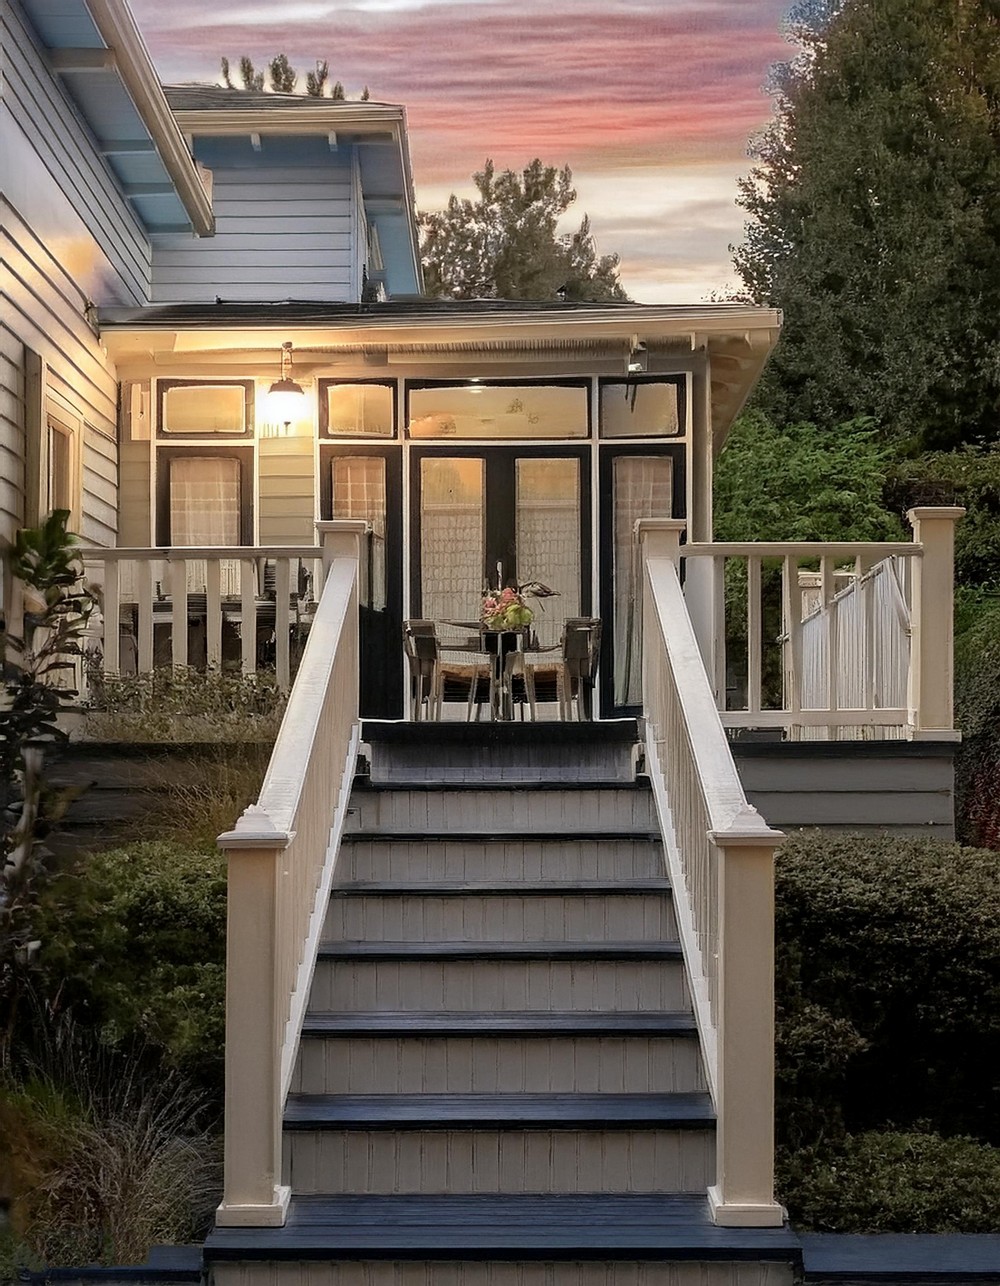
[259,437,316,545]
[0,326,26,544]
[151,164,355,302]
[2,2,151,303]
[1,202,120,547]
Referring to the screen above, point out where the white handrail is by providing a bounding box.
[638,519,784,1229]
[213,523,364,1229]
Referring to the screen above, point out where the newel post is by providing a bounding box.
[316,519,369,593]
[215,807,294,1228]
[907,506,964,741]
[709,813,785,1228]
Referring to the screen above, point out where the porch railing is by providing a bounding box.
[679,507,964,740]
[77,545,324,692]
[213,521,365,1227]
[639,518,785,1227]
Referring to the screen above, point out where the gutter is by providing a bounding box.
[84,0,215,236]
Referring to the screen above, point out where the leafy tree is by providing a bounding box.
[268,54,296,94]
[714,411,903,543]
[420,159,628,302]
[734,0,1000,449]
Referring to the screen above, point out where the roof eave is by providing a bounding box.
[85,0,215,236]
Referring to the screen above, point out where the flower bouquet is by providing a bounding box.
[481,586,534,631]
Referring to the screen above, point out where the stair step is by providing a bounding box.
[292,1011,706,1094]
[317,940,683,962]
[206,1193,802,1263]
[333,879,672,895]
[284,1092,713,1130]
[301,1011,697,1036]
[346,785,657,835]
[324,886,676,944]
[340,835,665,882]
[310,948,689,1014]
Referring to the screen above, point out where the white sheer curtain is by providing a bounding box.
[515,458,580,647]
[613,455,673,705]
[169,456,241,594]
[420,457,485,624]
[332,456,387,610]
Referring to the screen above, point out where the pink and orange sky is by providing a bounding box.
[130,0,795,302]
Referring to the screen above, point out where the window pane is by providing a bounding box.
[420,457,484,623]
[162,384,246,434]
[325,384,394,437]
[332,456,387,610]
[48,422,72,513]
[409,385,587,439]
[170,456,241,545]
[613,455,673,705]
[601,381,681,437]
[516,458,580,647]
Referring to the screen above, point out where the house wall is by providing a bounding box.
[150,140,357,304]
[0,0,162,551]
[731,741,956,840]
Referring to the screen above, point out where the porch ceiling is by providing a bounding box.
[98,301,781,445]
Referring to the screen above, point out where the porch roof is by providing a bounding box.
[98,299,781,445]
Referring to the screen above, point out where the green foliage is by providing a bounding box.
[1,511,98,1060]
[84,665,286,743]
[420,159,627,302]
[775,833,1000,1147]
[886,449,1000,591]
[953,592,1000,847]
[33,841,227,1089]
[735,0,1000,448]
[779,1130,1000,1232]
[0,1029,219,1266]
[715,411,904,543]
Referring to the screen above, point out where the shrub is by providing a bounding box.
[775,833,1000,1146]
[83,666,286,743]
[31,840,227,1091]
[779,1130,1000,1233]
[0,1028,220,1267]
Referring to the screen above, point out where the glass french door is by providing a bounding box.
[411,447,591,650]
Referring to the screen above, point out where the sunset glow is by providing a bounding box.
[131,0,793,301]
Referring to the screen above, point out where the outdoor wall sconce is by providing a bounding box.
[264,341,307,434]
[627,336,648,374]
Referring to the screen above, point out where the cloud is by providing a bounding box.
[132,0,792,301]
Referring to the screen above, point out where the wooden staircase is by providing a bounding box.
[206,722,799,1284]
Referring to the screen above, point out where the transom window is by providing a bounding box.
[407,382,589,439]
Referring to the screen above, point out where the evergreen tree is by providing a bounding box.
[238,55,264,92]
[734,0,1000,449]
[420,159,627,302]
[331,81,345,101]
[361,86,370,101]
[306,60,329,97]
[268,54,297,93]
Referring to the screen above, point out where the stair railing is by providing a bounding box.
[638,518,785,1229]
[214,520,367,1228]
